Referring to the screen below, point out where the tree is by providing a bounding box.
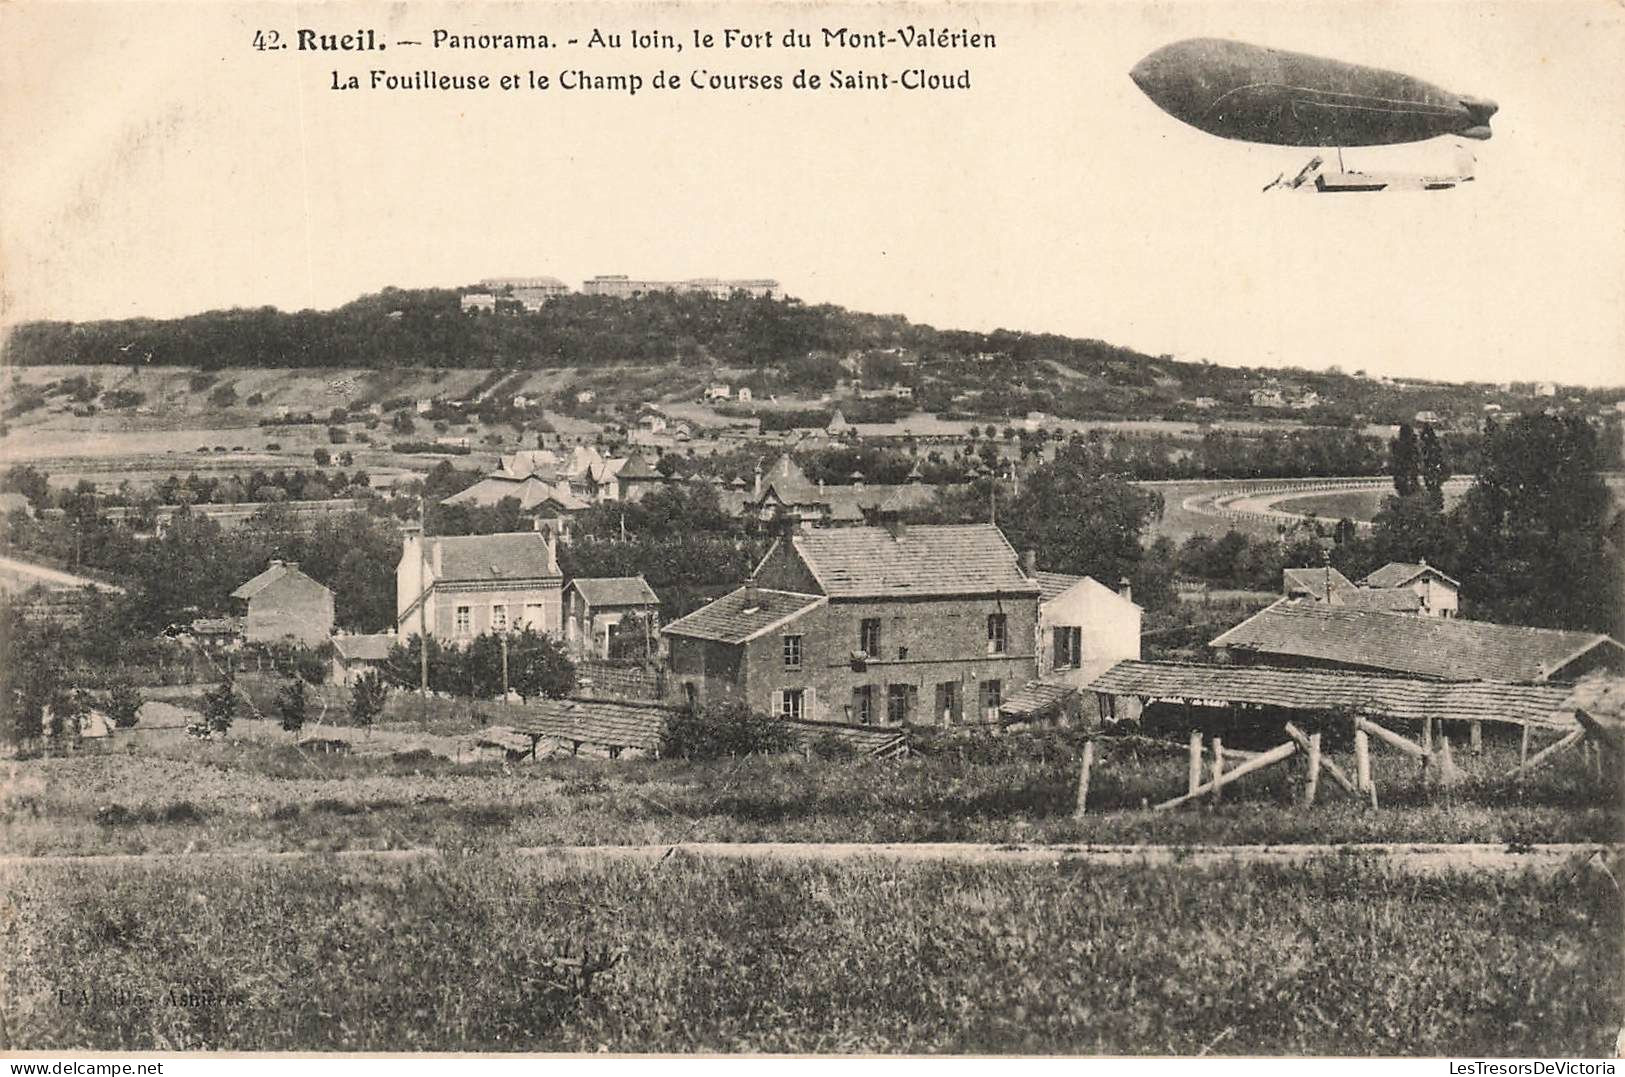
[998,443,1164,589]
[276,678,308,733]
[106,681,143,729]
[507,629,577,700]
[1389,424,1420,498]
[202,675,238,736]
[312,447,331,467]
[1454,413,1620,631]
[1419,423,1447,511]
[350,671,389,728]
[607,613,657,663]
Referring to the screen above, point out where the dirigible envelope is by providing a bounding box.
[1130,38,1497,147]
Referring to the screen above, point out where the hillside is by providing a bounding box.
[4,288,1620,427]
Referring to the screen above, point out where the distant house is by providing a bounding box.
[564,576,661,658]
[512,394,533,409]
[1210,599,1625,683]
[460,293,497,313]
[1414,410,1442,425]
[736,387,753,403]
[396,525,564,641]
[575,390,596,405]
[637,413,668,435]
[414,399,433,415]
[1360,561,1460,618]
[1536,382,1558,397]
[705,384,732,401]
[664,522,1040,726]
[826,409,852,435]
[1250,388,1286,408]
[1282,566,1358,603]
[230,560,334,647]
[614,455,665,502]
[1191,397,1217,410]
[331,633,395,685]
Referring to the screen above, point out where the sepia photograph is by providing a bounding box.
[1,0,1623,1060]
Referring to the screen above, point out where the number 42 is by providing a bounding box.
[252,30,283,50]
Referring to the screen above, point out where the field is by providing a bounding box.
[5,852,1618,1053]
[5,718,1617,857]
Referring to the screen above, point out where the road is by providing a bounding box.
[2,842,1615,877]
[0,552,125,594]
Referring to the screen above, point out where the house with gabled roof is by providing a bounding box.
[230,560,334,647]
[396,523,563,642]
[1359,560,1460,617]
[663,520,1039,726]
[564,575,662,659]
[1210,599,1625,683]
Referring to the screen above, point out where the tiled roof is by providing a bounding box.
[568,576,659,609]
[1363,561,1462,589]
[616,455,662,480]
[332,633,395,662]
[1210,599,1623,683]
[1088,660,1577,729]
[1282,566,1356,601]
[661,586,824,644]
[505,697,674,751]
[1036,572,1085,605]
[790,524,1040,599]
[443,475,587,511]
[1332,588,1422,613]
[231,562,331,601]
[427,532,560,584]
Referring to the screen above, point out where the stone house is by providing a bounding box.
[564,576,661,659]
[230,560,334,647]
[396,524,564,642]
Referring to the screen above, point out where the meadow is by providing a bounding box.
[4,852,1618,1053]
[4,723,1617,857]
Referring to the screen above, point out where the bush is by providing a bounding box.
[350,671,389,728]
[207,383,238,408]
[202,676,238,737]
[276,679,307,733]
[312,447,331,466]
[660,701,798,761]
[105,682,143,729]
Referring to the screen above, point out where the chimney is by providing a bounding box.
[1119,576,1133,604]
[1021,548,1037,578]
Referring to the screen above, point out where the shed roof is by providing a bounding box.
[661,586,824,644]
[506,697,674,751]
[1210,599,1623,683]
[332,633,395,662]
[999,680,1080,720]
[1089,660,1577,729]
[789,524,1039,599]
[567,576,659,609]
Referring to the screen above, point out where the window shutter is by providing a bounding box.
[771,689,783,718]
[804,686,817,721]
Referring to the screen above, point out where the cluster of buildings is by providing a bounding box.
[440,445,664,515]
[459,274,779,313]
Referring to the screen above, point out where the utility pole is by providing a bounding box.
[501,636,510,702]
[418,495,430,710]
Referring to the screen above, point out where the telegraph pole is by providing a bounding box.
[501,636,510,702]
[418,495,430,708]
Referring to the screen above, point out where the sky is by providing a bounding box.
[2,0,1623,386]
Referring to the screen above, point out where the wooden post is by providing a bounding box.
[1421,717,1433,754]
[1073,739,1096,818]
[1188,731,1203,797]
[1284,722,1356,796]
[1469,720,1482,755]
[1210,738,1224,804]
[1303,733,1322,806]
[1354,727,1371,792]
[1506,727,1585,779]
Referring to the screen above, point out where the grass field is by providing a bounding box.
[5,724,1617,857]
[4,853,1618,1053]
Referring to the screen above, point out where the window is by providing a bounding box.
[454,605,471,636]
[986,613,1008,655]
[779,688,805,721]
[491,604,508,633]
[859,618,882,656]
[1053,625,1082,670]
[524,603,545,630]
[783,634,803,669]
[934,681,960,725]
[886,684,911,725]
[896,645,908,661]
[980,679,1002,720]
[851,685,873,725]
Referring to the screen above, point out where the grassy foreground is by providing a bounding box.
[4,729,1618,856]
[3,854,1619,1054]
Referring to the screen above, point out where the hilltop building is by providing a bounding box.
[582,275,779,299]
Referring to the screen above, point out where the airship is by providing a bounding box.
[1130,38,1498,191]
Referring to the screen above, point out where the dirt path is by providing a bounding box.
[0,552,125,593]
[3,842,1615,877]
